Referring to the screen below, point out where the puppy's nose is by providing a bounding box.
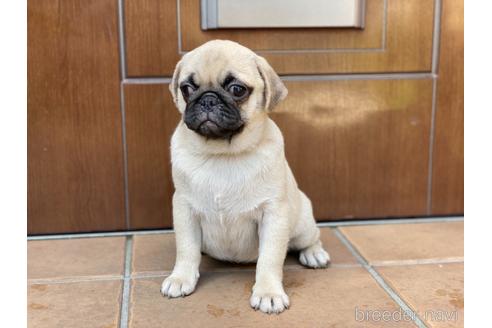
[199,93,219,109]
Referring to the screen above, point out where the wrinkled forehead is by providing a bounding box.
[179,47,259,87]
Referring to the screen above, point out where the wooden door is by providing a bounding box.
[28,0,464,234]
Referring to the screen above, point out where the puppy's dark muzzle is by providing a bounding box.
[184,91,244,140]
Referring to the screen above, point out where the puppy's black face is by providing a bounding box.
[180,74,250,140]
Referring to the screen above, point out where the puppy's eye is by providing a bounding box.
[228,84,248,99]
[180,84,195,101]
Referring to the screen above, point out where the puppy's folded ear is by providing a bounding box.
[169,59,182,106]
[255,55,288,111]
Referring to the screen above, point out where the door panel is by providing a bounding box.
[125,0,435,76]
[125,0,181,77]
[275,79,432,219]
[431,0,464,214]
[124,84,180,229]
[27,0,126,234]
[124,78,432,228]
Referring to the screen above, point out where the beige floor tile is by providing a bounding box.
[28,280,122,328]
[319,227,359,265]
[129,268,414,328]
[339,221,463,264]
[28,237,126,280]
[378,263,464,328]
[131,227,357,275]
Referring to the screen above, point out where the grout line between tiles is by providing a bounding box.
[132,273,171,280]
[26,259,462,284]
[29,265,362,287]
[371,258,464,267]
[28,275,123,285]
[364,266,428,328]
[332,228,367,265]
[333,228,428,328]
[27,216,463,240]
[119,236,133,328]
[130,263,362,280]
[123,236,133,281]
[26,263,361,286]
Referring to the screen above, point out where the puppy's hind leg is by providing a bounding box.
[290,192,330,268]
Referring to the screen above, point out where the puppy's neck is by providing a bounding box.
[181,114,272,156]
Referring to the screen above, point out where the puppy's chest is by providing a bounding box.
[187,174,268,217]
[183,162,267,262]
[180,157,273,217]
[199,208,261,262]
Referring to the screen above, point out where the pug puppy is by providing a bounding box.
[161,40,330,314]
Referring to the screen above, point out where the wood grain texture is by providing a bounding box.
[180,0,384,51]
[125,0,180,77]
[124,0,434,76]
[431,0,464,214]
[27,0,126,234]
[262,0,434,74]
[273,79,433,219]
[124,84,180,229]
[124,79,432,227]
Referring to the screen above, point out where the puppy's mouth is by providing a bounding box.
[184,91,244,140]
[192,117,244,140]
[198,120,220,136]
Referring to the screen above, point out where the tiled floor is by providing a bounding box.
[27,217,464,328]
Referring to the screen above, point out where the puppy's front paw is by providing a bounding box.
[250,284,290,314]
[161,271,199,298]
[299,243,330,268]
